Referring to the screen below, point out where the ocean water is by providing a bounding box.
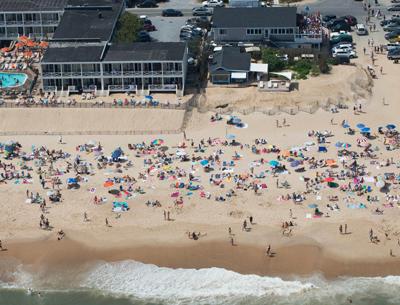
[1,260,400,305]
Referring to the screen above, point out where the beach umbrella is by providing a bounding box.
[308,203,318,208]
[361,127,371,133]
[171,192,180,197]
[145,95,153,100]
[290,160,301,167]
[226,134,236,140]
[108,189,120,195]
[18,35,29,42]
[343,123,350,128]
[356,123,365,129]
[200,159,209,167]
[324,177,335,182]
[335,141,343,148]
[326,159,336,166]
[328,182,339,188]
[111,148,123,160]
[386,124,396,130]
[342,143,351,149]
[269,160,279,167]
[151,139,164,146]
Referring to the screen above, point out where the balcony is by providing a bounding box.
[122,71,142,76]
[148,84,177,92]
[163,70,183,76]
[43,72,62,78]
[294,33,323,44]
[82,71,101,77]
[108,85,137,92]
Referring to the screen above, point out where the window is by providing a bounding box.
[219,29,227,35]
[246,28,262,35]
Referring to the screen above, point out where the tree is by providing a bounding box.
[261,48,286,72]
[114,13,142,43]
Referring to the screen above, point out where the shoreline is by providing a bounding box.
[3,237,400,281]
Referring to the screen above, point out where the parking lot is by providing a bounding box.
[127,0,205,42]
[148,16,187,42]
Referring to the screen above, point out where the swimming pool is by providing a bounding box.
[0,72,28,88]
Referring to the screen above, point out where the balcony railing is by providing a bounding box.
[43,72,62,77]
[83,85,97,92]
[43,86,57,92]
[108,85,137,92]
[148,84,177,92]
[295,33,323,43]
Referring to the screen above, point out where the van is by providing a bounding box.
[355,24,368,35]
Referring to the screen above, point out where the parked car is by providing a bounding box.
[332,45,354,53]
[381,19,393,26]
[202,0,224,7]
[387,47,400,59]
[386,42,400,51]
[327,17,347,28]
[355,23,368,35]
[383,22,400,31]
[138,31,151,42]
[331,22,351,32]
[322,14,336,23]
[344,15,358,26]
[192,7,213,16]
[385,29,400,40]
[392,0,400,3]
[330,32,353,44]
[331,42,354,50]
[143,23,156,31]
[388,4,400,11]
[137,0,158,8]
[332,49,357,58]
[162,9,183,17]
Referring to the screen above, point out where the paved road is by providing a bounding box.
[126,8,195,17]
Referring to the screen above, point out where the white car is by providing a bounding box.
[332,49,357,58]
[202,0,224,7]
[332,45,353,53]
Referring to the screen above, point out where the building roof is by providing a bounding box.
[210,47,251,73]
[212,7,297,28]
[103,43,187,62]
[52,0,123,42]
[0,0,67,12]
[42,46,105,63]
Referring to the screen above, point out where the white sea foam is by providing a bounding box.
[80,260,315,301]
[0,265,33,289]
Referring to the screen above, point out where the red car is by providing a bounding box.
[143,23,156,31]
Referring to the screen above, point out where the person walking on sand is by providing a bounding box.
[230,236,235,246]
[84,212,88,222]
[283,118,286,127]
[105,218,110,227]
[242,220,247,231]
[163,210,166,220]
[345,224,348,234]
[0,240,3,251]
[266,244,271,256]
[339,224,343,234]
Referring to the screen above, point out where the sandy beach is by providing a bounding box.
[1,1,400,287]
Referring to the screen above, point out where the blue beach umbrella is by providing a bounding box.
[200,159,209,166]
[386,124,396,130]
[356,123,365,129]
[361,127,371,133]
[335,141,343,148]
[269,160,279,167]
[226,134,236,140]
[343,123,350,128]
